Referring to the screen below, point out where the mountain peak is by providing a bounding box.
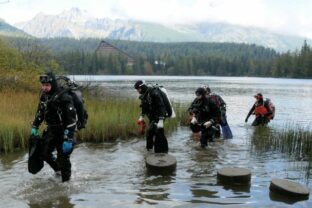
[11,8,311,52]
[59,7,93,24]
[33,12,47,19]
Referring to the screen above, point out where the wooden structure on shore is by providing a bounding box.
[95,40,135,66]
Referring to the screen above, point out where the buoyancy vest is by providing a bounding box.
[209,93,225,107]
[265,98,275,120]
[254,104,268,116]
[254,101,274,120]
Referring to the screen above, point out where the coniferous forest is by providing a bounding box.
[1,36,312,78]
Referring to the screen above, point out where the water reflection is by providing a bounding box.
[190,184,218,198]
[136,175,173,205]
[250,125,312,182]
[250,126,273,154]
[217,181,251,194]
[269,191,309,205]
[28,196,74,208]
[1,125,311,207]
[188,146,219,178]
[0,150,25,170]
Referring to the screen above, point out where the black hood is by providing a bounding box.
[134,80,148,94]
[195,87,206,97]
[140,84,148,94]
[45,72,59,94]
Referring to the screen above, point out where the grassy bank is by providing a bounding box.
[0,90,185,153]
[79,99,184,142]
[0,90,36,153]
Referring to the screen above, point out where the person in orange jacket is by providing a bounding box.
[245,93,273,126]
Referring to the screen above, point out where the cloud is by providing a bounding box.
[102,0,312,39]
[100,0,263,24]
[1,0,312,38]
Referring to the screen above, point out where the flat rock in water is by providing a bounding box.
[146,153,177,171]
[217,167,251,184]
[270,178,310,198]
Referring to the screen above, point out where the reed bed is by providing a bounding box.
[250,125,312,159]
[79,99,185,142]
[0,90,37,153]
[250,125,312,180]
[78,97,140,142]
[0,90,185,153]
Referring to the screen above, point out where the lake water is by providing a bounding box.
[1,76,312,208]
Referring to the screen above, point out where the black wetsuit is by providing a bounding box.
[32,90,77,182]
[208,93,226,137]
[189,96,221,147]
[139,87,168,153]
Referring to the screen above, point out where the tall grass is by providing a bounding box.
[0,90,36,153]
[79,99,185,142]
[78,97,140,142]
[0,90,185,153]
[250,125,312,179]
[250,126,312,159]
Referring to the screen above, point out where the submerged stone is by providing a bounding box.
[145,153,177,174]
[270,178,309,199]
[217,167,251,185]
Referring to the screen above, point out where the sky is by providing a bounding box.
[1,0,312,39]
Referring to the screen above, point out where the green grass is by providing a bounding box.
[78,97,140,142]
[250,125,312,180]
[250,125,312,159]
[0,90,36,153]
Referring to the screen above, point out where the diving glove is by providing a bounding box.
[203,121,213,128]
[62,140,73,154]
[63,129,74,154]
[190,117,198,124]
[157,119,164,129]
[31,127,39,136]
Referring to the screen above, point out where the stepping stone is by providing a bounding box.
[270,178,309,199]
[146,153,177,173]
[217,167,251,185]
